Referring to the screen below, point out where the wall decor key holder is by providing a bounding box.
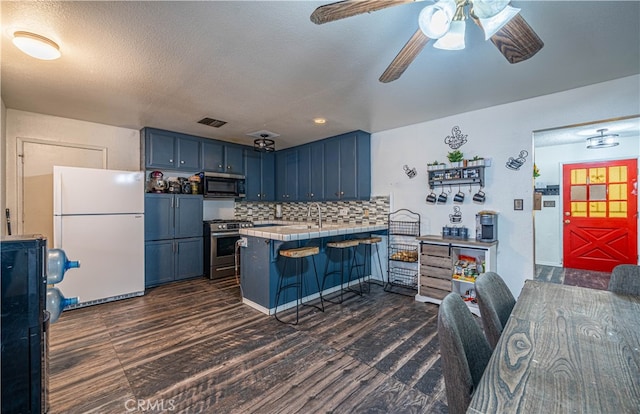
[506,149,529,170]
[403,164,417,178]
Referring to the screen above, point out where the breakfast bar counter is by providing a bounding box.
[239,222,387,314]
[468,280,640,413]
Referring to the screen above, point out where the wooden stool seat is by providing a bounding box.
[279,246,319,258]
[326,239,360,249]
[359,237,382,245]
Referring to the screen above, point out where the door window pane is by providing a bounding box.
[571,201,588,217]
[609,183,627,201]
[609,166,627,183]
[609,201,628,218]
[589,184,607,201]
[571,186,587,201]
[589,167,606,184]
[571,169,587,185]
[589,202,607,217]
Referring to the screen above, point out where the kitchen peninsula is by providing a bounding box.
[239,222,387,314]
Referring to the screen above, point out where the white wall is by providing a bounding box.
[1,100,6,236]
[5,109,140,234]
[371,75,640,297]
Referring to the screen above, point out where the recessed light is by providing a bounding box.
[313,118,326,125]
[12,31,61,60]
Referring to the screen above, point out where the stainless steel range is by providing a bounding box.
[203,219,253,280]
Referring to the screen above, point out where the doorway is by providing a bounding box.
[18,139,106,247]
[533,115,640,274]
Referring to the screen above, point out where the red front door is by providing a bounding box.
[563,159,638,272]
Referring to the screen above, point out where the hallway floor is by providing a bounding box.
[535,265,611,290]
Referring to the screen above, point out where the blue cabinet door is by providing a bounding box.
[202,141,225,172]
[261,152,275,201]
[146,129,177,169]
[225,145,245,175]
[339,134,357,199]
[174,195,203,238]
[298,146,312,201]
[276,150,299,201]
[175,237,203,280]
[145,240,175,287]
[310,142,324,201]
[144,194,174,240]
[324,138,341,200]
[177,137,201,170]
[244,149,262,201]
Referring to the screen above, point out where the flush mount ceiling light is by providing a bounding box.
[12,31,61,60]
[313,118,327,125]
[586,129,620,149]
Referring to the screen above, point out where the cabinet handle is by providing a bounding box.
[176,198,179,208]
[180,160,185,164]
[340,191,344,195]
[171,198,174,208]
[218,164,223,168]
[227,165,232,169]
[169,159,173,163]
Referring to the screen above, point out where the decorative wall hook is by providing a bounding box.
[403,164,417,178]
[506,150,529,170]
[445,126,468,149]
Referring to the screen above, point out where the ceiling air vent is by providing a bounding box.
[197,117,227,128]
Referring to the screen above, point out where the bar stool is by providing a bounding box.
[355,236,384,289]
[322,239,362,303]
[274,245,324,325]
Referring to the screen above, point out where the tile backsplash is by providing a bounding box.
[235,196,390,225]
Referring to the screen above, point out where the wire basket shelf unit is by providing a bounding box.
[385,209,420,295]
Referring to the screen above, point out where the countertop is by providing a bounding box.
[240,221,387,241]
[416,235,498,248]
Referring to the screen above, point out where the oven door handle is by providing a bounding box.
[210,232,240,237]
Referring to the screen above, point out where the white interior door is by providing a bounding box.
[19,139,105,247]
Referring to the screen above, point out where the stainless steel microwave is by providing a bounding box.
[202,172,246,199]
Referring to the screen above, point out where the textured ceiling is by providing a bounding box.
[1,1,639,149]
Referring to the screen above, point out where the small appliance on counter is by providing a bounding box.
[275,204,283,219]
[147,170,166,193]
[476,211,498,242]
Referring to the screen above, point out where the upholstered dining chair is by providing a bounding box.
[608,264,640,296]
[438,293,493,414]
[474,271,516,349]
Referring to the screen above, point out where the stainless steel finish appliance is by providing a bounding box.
[201,172,246,199]
[204,219,253,279]
[476,213,498,242]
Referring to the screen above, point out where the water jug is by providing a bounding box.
[46,248,80,284]
[46,287,79,323]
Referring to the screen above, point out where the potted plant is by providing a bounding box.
[427,160,444,171]
[469,155,485,167]
[447,150,464,167]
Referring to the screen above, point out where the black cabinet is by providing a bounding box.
[144,194,203,287]
[143,128,201,171]
[1,236,47,414]
[202,141,245,175]
[275,149,299,201]
[245,149,275,201]
[323,131,371,201]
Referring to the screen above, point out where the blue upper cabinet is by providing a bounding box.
[144,128,201,171]
[323,131,370,201]
[275,149,298,201]
[298,142,324,201]
[202,141,245,174]
[245,149,275,201]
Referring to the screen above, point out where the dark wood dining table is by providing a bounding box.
[468,279,640,413]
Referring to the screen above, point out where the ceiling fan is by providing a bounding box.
[310,0,544,83]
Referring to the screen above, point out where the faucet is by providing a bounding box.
[307,203,322,228]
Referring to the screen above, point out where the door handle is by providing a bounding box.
[564,212,571,216]
[564,219,570,224]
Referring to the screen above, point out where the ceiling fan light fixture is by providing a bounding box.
[479,5,520,40]
[472,0,510,19]
[586,129,619,149]
[418,0,456,39]
[12,31,61,60]
[433,20,466,50]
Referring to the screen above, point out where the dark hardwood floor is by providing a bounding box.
[49,278,449,413]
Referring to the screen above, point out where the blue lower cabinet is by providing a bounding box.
[241,236,367,312]
[145,237,203,287]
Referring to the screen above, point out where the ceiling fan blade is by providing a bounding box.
[490,14,544,64]
[379,29,430,83]
[311,0,417,25]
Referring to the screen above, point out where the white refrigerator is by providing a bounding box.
[53,166,145,306]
